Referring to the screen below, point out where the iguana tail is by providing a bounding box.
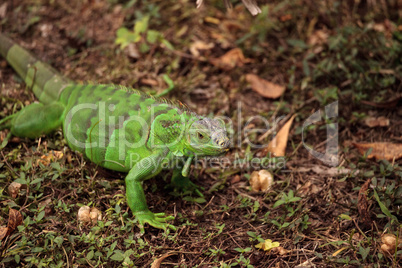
[0,33,72,104]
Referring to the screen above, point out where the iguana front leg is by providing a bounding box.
[125,149,176,232]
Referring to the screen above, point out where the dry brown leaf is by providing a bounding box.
[364,116,390,127]
[245,74,286,99]
[36,150,63,166]
[189,40,214,57]
[297,181,322,197]
[151,252,178,268]
[353,142,402,161]
[8,209,23,231]
[39,198,53,216]
[0,209,23,240]
[308,30,329,46]
[0,227,9,240]
[230,174,241,184]
[267,114,296,157]
[210,48,252,70]
[272,246,290,255]
[280,14,292,22]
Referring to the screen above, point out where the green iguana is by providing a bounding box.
[0,33,230,232]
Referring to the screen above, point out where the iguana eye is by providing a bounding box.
[198,132,204,139]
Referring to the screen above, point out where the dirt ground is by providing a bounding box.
[0,0,401,267]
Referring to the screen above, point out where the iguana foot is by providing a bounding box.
[135,211,176,233]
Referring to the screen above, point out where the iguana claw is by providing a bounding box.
[135,211,176,233]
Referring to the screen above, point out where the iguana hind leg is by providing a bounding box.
[1,102,65,139]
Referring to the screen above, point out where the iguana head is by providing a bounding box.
[185,117,230,156]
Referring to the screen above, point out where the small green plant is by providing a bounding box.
[273,189,301,208]
[115,15,173,53]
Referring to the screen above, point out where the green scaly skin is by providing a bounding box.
[0,33,230,232]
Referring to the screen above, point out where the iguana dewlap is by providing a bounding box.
[0,33,230,232]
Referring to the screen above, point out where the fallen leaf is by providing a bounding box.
[267,114,296,157]
[249,170,274,192]
[210,48,252,70]
[38,198,53,216]
[151,252,178,268]
[308,29,329,46]
[255,239,280,251]
[280,14,292,22]
[189,40,214,57]
[36,150,63,166]
[8,209,23,231]
[0,209,23,240]
[364,116,389,127]
[245,74,286,99]
[369,19,395,39]
[272,246,289,255]
[0,227,9,240]
[230,174,241,184]
[353,142,402,161]
[297,181,322,197]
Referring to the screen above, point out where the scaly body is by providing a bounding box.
[0,33,230,232]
